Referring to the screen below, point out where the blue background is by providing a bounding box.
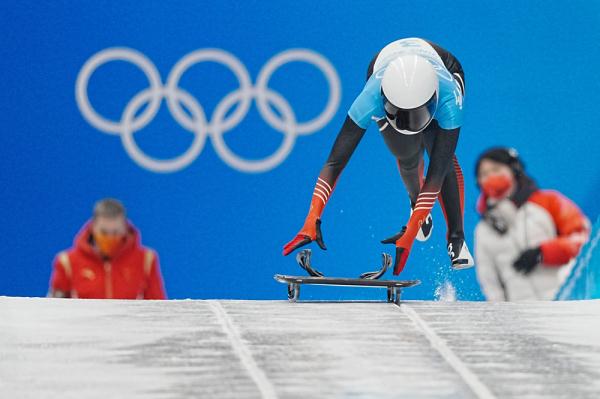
[1,0,599,300]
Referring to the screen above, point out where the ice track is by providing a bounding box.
[2,297,600,398]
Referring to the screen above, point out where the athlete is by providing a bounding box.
[283,37,474,275]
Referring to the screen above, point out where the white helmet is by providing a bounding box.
[381,54,439,135]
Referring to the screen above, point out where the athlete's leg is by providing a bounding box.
[366,48,424,201]
[377,119,424,204]
[422,126,464,240]
[422,125,472,268]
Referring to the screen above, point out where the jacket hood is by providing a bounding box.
[73,219,142,260]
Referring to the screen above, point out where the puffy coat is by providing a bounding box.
[475,190,589,301]
[49,221,166,299]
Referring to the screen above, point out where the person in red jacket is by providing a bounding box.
[474,148,590,300]
[48,198,166,299]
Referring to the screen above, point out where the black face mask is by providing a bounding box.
[382,90,438,134]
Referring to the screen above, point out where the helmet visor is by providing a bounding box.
[383,91,438,134]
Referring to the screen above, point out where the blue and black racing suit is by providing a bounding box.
[284,38,467,274]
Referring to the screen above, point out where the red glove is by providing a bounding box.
[382,193,436,274]
[381,223,419,275]
[381,226,409,275]
[283,218,326,256]
[283,177,332,256]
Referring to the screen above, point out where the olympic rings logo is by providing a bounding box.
[75,47,341,173]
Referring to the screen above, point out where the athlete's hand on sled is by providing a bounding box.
[381,226,416,275]
[382,208,432,275]
[283,218,327,256]
[381,226,408,245]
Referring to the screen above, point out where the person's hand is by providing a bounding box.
[283,219,326,256]
[381,226,416,275]
[512,247,542,275]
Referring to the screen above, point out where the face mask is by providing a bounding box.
[481,174,514,200]
[94,232,125,259]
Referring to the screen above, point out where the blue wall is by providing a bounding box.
[1,0,599,300]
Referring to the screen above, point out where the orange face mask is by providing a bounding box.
[94,232,125,259]
[481,174,514,200]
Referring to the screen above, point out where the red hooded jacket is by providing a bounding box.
[49,221,166,299]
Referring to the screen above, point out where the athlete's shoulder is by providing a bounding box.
[348,74,384,129]
[435,75,464,130]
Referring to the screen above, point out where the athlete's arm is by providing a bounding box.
[318,116,367,186]
[425,40,465,93]
[283,116,366,255]
[391,127,459,273]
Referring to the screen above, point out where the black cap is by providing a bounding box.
[475,147,524,178]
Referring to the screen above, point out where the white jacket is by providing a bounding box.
[475,190,588,301]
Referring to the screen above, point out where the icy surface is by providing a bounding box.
[1,297,600,398]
